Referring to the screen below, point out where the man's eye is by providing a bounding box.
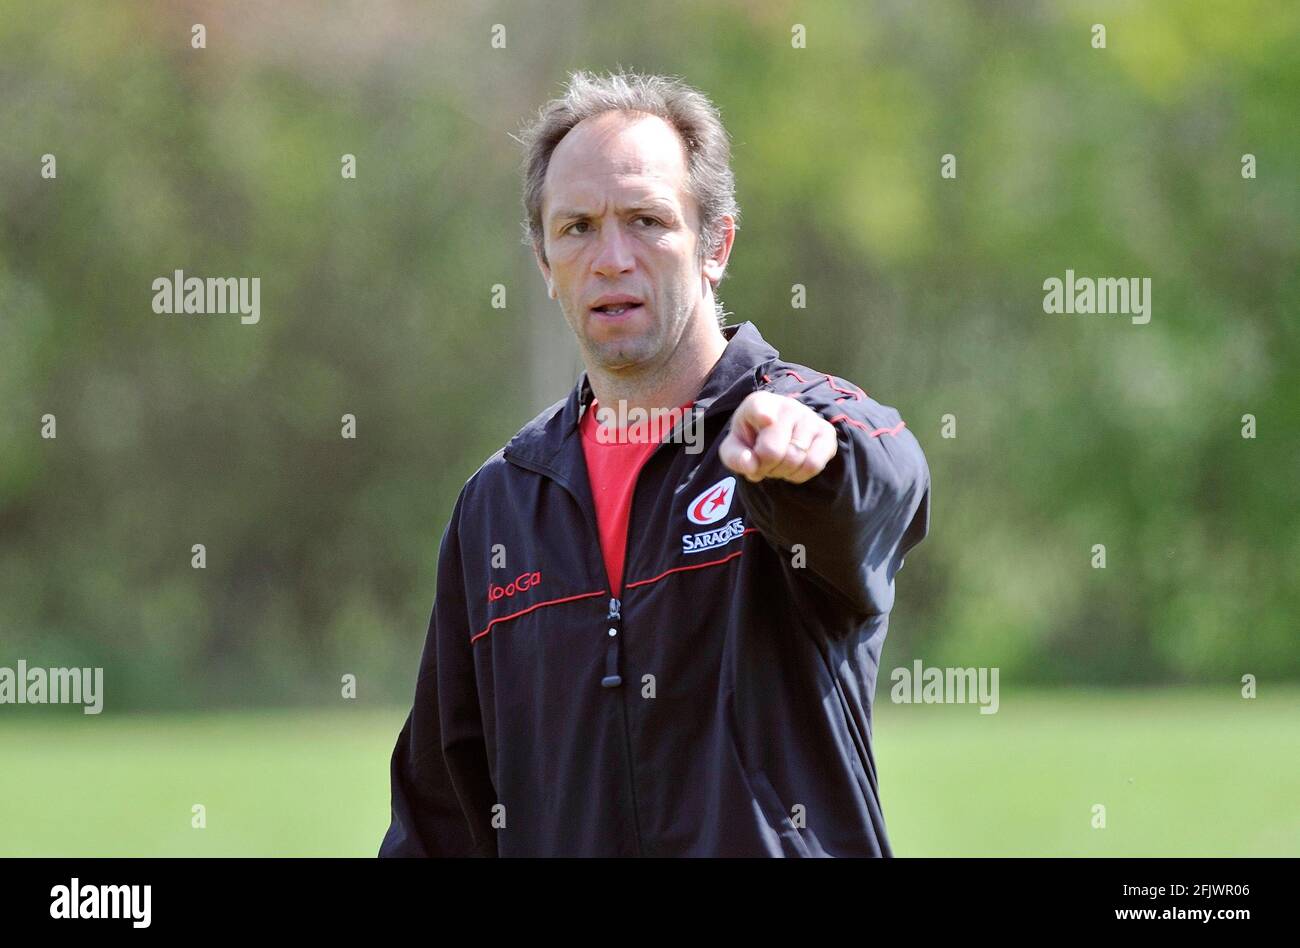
[564,217,660,235]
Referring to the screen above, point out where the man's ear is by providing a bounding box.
[701,213,736,287]
[533,242,556,299]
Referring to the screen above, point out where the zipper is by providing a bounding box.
[601,431,674,689]
[605,591,646,854]
[604,437,667,858]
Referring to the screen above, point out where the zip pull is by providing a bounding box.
[601,646,622,688]
[602,597,623,688]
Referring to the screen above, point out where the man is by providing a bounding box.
[380,69,930,857]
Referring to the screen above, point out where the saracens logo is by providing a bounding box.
[687,476,736,525]
[683,517,745,555]
[487,571,542,603]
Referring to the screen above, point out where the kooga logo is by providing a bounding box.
[488,571,542,602]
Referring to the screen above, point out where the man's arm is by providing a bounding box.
[721,380,931,618]
[379,494,497,857]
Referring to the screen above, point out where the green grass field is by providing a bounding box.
[1,687,1295,856]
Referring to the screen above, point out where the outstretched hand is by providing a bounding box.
[719,391,838,484]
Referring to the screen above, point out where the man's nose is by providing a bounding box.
[590,221,635,276]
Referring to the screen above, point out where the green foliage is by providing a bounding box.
[1,1,1296,707]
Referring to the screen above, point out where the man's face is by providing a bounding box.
[535,111,713,373]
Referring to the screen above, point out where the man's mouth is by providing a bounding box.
[591,302,644,317]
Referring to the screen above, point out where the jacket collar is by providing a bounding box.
[504,320,779,474]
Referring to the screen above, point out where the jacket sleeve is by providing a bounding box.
[379,492,498,857]
[736,372,931,618]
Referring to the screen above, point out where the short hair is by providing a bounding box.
[514,68,741,322]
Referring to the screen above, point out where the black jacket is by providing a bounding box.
[380,321,931,856]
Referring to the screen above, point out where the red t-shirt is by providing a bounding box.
[579,397,693,596]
